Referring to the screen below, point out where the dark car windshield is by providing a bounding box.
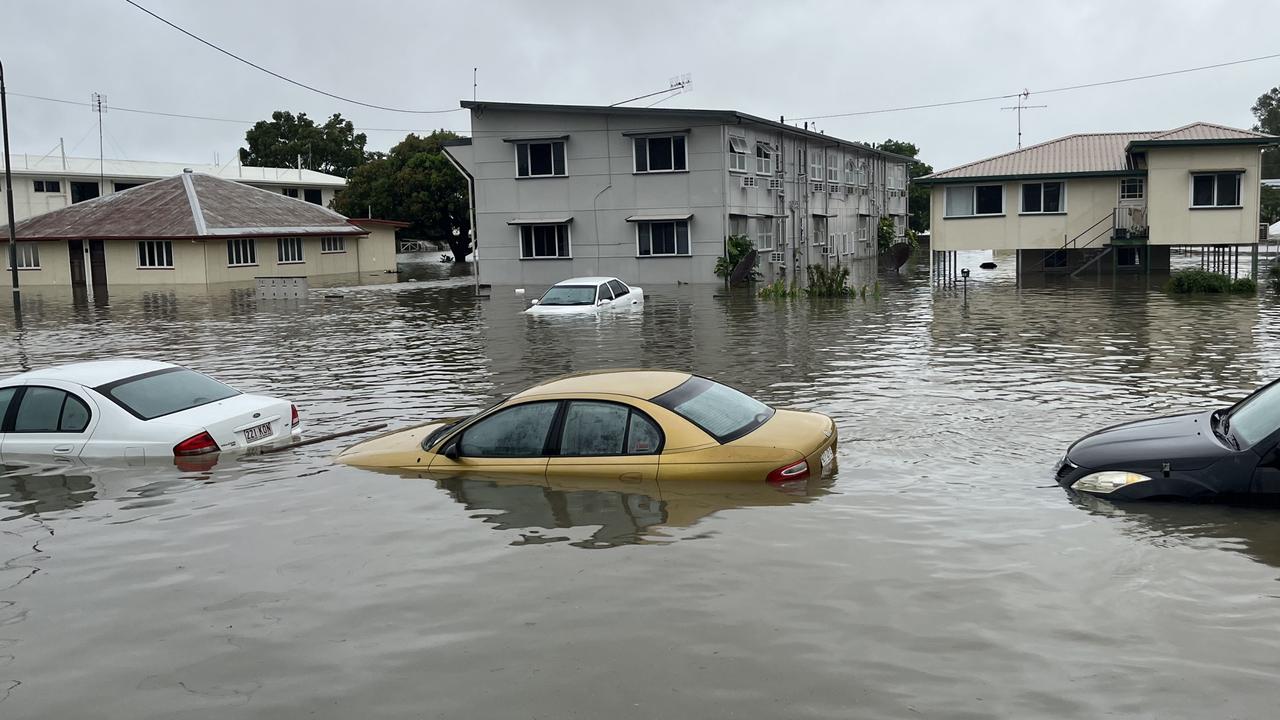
[96,368,241,420]
[538,285,597,306]
[652,376,774,443]
[1227,381,1280,446]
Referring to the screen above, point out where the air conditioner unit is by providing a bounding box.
[770,251,785,264]
[767,177,784,191]
[741,176,758,189]
[811,182,825,194]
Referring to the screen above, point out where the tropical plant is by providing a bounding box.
[715,234,760,281]
[804,264,853,297]
[1166,268,1255,294]
[757,278,798,299]
[876,217,896,253]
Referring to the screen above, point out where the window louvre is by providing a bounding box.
[7,243,40,270]
[277,237,304,263]
[320,236,346,253]
[227,238,257,266]
[137,240,174,268]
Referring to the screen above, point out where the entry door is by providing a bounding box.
[88,240,108,287]
[68,240,86,286]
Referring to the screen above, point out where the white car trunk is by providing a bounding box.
[154,393,293,451]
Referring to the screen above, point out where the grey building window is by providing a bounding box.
[756,143,775,175]
[304,188,323,204]
[634,136,687,173]
[1021,182,1065,214]
[114,182,143,192]
[320,236,346,253]
[728,136,748,172]
[281,187,300,198]
[637,221,690,256]
[517,141,567,177]
[227,238,257,266]
[520,224,570,259]
[1120,178,1145,200]
[33,180,61,193]
[1191,172,1241,208]
[6,243,40,270]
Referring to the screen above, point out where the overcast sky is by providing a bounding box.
[5,0,1279,173]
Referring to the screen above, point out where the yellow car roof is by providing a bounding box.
[514,369,692,401]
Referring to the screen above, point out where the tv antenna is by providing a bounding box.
[91,92,107,194]
[1000,89,1045,149]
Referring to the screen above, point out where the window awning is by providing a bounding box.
[755,212,787,218]
[811,211,839,218]
[728,136,748,153]
[621,128,691,137]
[506,217,573,225]
[625,213,694,222]
[501,135,569,143]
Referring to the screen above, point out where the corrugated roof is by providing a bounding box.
[0,154,346,186]
[922,122,1277,182]
[4,172,363,240]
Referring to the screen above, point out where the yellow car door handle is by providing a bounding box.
[618,472,643,484]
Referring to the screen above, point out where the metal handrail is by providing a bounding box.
[1032,209,1116,271]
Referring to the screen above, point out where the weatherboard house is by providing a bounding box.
[2,171,398,287]
[442,100,913,286]
[917,122,1278,277]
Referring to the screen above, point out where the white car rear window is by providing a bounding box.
[97,368,241,420]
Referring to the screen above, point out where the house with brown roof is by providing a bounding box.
[916,122,1279,278]
[2,170,398,287]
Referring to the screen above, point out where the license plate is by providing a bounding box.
[820,447,834,468]
[242,422,273,443]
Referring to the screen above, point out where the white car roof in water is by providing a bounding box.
[554,277,624,286]
[6,359,179,387]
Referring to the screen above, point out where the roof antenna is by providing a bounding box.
[1000,89,1047,149]
[473,67,477,102]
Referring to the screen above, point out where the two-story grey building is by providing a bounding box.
[442,101,912,286]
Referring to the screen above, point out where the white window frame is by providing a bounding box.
[137,240,174,269]
[1189,172,1243,209]
[1119,178,1145,201]
[633,135,688,174]
[320,236,347,253]
[635,221,691,257]
[755,143,774,175]
[227,238,257,267]
[944,184,1004,218]
[728,135,748,173]
[515,140,567,178]
[809,152,823,181]
[756,217,775,251]
[5,242,40,270]
[277,236,304,264]
[1020,181,1067,214]
[33,180,61,193]
[519,224,572,260]
[856,159,868,187]
[827,154,840,183]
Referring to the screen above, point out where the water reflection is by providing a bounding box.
[376,470,832,549]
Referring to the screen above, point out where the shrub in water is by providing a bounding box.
[1166,269,1254,294]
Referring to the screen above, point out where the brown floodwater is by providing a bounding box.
[3,254,1280,719]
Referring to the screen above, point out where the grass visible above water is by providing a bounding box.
[1166,269,1256,294]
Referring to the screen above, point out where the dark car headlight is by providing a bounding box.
[1071,471,1151,494]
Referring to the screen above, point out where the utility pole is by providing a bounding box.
[92,92,106,195]
[1,58,20,310]
[473,67,477,102]
[1000,89,1046,149]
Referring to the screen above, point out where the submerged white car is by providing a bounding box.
[526,277,644,315]
[0,360,300,462]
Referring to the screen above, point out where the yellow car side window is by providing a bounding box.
[459,402,558,457]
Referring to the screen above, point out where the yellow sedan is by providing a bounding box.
[337,370,837,484]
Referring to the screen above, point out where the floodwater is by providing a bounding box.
[4,255,1280,719]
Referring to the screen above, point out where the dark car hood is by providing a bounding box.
[1067,410,1231,472]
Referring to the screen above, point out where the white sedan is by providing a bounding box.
[0,360,300,462]
[526,277,644,315]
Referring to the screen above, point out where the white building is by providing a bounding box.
[0,154,347,224]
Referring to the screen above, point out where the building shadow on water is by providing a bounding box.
[370,469,834,549]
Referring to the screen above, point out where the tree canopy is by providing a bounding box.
[239,111,369,177]
[333,130,472,261]
[873,139,933,233]
[1254,86,1280,179]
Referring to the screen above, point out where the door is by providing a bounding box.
[68,240,86,286]
[2,385,98,460]
[546,401,661,493]
[428,400,558,478]
[88,240,107,287]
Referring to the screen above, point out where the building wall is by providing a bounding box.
[4,240,72,286]
[460,108,907,285]
[929,176,1136,252]
[356,226,398,272]
[1146,144,1263,246]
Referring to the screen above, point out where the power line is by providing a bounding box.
[123,0,461,115]
[786,50,1280,121]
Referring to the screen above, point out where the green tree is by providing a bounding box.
[1262,185,1279,225]
[334,130,472,261]
[1253,86,1280,179]
[873,139,933,232]
[239,111,369,177]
